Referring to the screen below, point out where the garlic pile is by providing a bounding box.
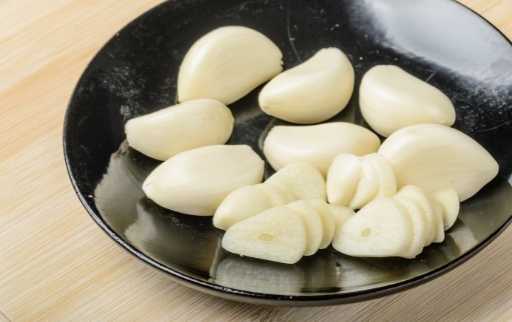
[123,26,499,264]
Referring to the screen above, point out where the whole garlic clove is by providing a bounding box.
[379,124,499,201]
[143,145,264,216]
[125,99,234,160]
[177,26,283,105]
[263,122,380,175]
[222,206,307,264]
[259,48,355,124]
[360,65,456,137]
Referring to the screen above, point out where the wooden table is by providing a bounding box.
[1,1,512,321]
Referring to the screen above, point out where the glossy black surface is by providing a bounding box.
[64,0,512,305]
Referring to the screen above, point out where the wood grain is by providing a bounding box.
[1,1,511,321]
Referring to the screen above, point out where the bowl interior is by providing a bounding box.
[64,0,512,303]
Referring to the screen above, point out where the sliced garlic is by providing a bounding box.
[125,99,234,160]
[214,163,321,230]
[360,65,456,137]
[259,48,355,124]
[308,199,335,249]
[330,205,355,239]
[367,154,397,198]
[327,154,362,206]
[287,200,324,256]
[432,188,460,230]
[379,124,499,201]
[332,197,414,258]
[395,186,434,246]
[143,145,264,216]
[394,195,428,258]
[222,206,306,264]
[263,122,380,174]
[397,186,439,246]
[429,201,446,243]
[265,163,326,201]
[349,158,379,210]
[177,26,283,104]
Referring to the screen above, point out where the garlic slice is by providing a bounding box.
[222,206,306,264]
[332,197,414,258]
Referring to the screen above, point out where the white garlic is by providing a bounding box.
[332,197,414,258]
[263,122,380,174]
[125,99,234,160]
[265,162,326,201]
[286,200,324,256]
[379,124,499,201]
[143,145,264,216]
[326,153,396,210]
[259,48,355,124]
[432,188,460,230]
[222,206,307,264]
[360,65,456,137]
[178,26,283,105]
[213,163,323,230]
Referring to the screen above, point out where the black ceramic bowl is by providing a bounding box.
[64,0,512,305]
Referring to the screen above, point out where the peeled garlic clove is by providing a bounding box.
[330,205,355,239]
[394,195,428,258]
[360,65,456,137]
[396,186,435,246]
[308,199,335,249]
[287,201,324,256]
[366,153,397,198]
[266,163,326,201]
[222,206,306,264]
[143,145,264,216]
[264,122,380,174]
[327,154,362,206]
[213,184,273,230]
[259,48,355,124]
[379,124,499,201]
[349,158,379,210]
[125,99,234,160]
[332,198,413,258]
[178,26,283,105]
[432,188,460,230]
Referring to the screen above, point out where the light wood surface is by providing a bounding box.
[1,1,512,321]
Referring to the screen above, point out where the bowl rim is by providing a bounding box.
[63,0,512,306]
